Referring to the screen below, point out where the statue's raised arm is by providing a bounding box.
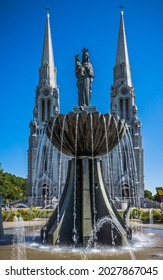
[75,48,94,106]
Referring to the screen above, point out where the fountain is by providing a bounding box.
[0,50,163,260]
[41,48,132,247]
[0,194,13,245]
[11,216,26,260]
[149,209,154,224]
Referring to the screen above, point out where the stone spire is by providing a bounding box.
[39,13,57,88]
[114,11,132,87]
[109,11,144,204]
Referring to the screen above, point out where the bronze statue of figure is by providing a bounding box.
[75,48,94,106]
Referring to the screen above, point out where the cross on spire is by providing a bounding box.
[46,7,50,17]
[119,5,124,15]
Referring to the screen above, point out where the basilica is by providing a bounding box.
[27,12,144,206]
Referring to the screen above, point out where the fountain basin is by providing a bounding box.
[43,110,130,246]
[46,111,126,157]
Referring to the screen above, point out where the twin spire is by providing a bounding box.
[39,13,57,88]
[114,11,132,87]
[39,11,132,90]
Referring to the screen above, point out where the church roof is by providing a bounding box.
[39,13,57,88]
[115,12,132,87]
[41,13,55,68]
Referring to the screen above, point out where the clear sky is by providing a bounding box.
[0,0,163,195]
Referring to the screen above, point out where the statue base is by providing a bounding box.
[73,106,96,113]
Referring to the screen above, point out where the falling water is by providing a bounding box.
[104,119,139,208]
[113,117,126,201]
[33,130,47,205]
[31,128,44,205]
[31,116,59,206]
[85,216,135,260]
[102,116,118,251]
[56,115,67,244]
[122,134,136,206]
[103,115,113,198]
[72,113,79,245]
[118,136,135,206]
[126,128,139,207]
[149,209,154,224]
[94,217,135,260]
[11,216,26,260]
[46,117,57,203]
[90,113,97,242]
[108,152,114,199]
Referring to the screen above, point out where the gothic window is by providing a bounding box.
[42,100,45,121]
[119,98,123,119]
[47,99,51,120]
[122,184,129,198]
[43,146,47,172]
[125,98,129,120]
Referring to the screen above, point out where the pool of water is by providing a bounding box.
[0,221,163,260]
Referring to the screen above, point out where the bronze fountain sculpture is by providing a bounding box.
[41,49,132,246]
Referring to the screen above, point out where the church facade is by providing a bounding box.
[27,12,144,206]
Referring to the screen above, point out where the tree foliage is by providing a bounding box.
[144,189,160,202]
[0,164,27,203]
[144,189,153,200]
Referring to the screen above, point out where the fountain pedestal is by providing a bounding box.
[41,158,131,246]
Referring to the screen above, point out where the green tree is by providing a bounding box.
[144,189,153,200]
[153,193,160,202]
[0,164,27,203]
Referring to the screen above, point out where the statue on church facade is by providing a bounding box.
[75,48,94,106]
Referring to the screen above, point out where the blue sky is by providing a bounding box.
[0,0,163,195]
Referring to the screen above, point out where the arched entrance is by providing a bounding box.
[42,184,50,197]
[122,184,130,198]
